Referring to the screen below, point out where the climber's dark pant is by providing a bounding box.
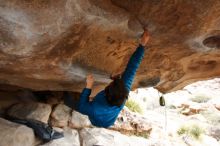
[63,91,80,110]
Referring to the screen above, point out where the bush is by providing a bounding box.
[190,125,204,139]
[135,132,149,139]
[125,99,143,114]
[168,105,177,109]
[191,95,211,103]
[177,126,189,135]
[177,124,205,140]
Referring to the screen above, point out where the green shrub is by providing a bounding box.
[177,124,205,140]
[191,95,211,103]
[168,105,177,109]
[125,99,143,114]
[190,125,204,139]
[177,126,189,135]
[135,132,149,139]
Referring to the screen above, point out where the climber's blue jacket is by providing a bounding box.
[74,45,145,128]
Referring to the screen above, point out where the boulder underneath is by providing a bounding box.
[50,104,72,128]
[80,128,149,146]
[40,128,80,146]
[0,118,36,146]
[7,102,52,123]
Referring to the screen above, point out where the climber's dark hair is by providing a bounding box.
[105,76,129,107]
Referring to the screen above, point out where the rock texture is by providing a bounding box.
[69,111,91,128]
[111,108,152,136]
[40,128,80,146]
[0,118,36,146]
[0,0,220,93]
[80,128,149,146]
[7,102,52,123]
[50,104,72,127]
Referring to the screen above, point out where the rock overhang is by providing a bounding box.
[0,0,220,94]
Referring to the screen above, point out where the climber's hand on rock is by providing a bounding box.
[140,29,150,46]
[86,74,94,89]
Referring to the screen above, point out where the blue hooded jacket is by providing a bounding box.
[77,45,145,127]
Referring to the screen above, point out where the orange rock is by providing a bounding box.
[0,0,220,93]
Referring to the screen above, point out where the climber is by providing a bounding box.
[64,29,150,128]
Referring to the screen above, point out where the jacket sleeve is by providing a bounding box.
[78,88,94,116]
[122,45,145,91]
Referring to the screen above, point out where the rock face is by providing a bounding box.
[50,104,72,127]
[0,118,36,146]
[7,102,52,123]
[40,128,80,146]
[0,0,220,93]
[69,111,91,128]
[80,128,149,146]
[111,108,152,136]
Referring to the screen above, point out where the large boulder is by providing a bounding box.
[0,0,220,93]
[0,118,36,146]
[69,110,91,128]
[111,108,152,136]
[80,128,149,146]
[50,104,72,127]
[7,102,52,123]
[40,128,80,146]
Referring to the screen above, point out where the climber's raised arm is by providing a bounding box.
[78,74,94,115]
[122,30,150,91]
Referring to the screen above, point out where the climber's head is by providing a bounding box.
[105,75,129,107]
